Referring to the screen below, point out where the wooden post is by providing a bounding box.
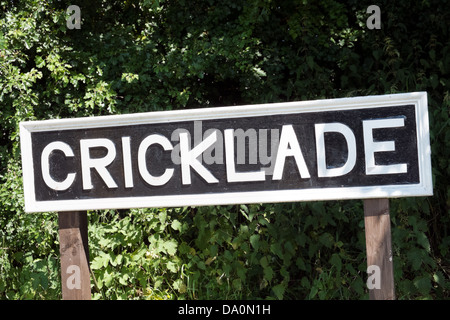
[58,211,91,300]
[364,198,395,300]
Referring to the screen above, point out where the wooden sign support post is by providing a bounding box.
[58,211,91,300]
[364,198,395,300]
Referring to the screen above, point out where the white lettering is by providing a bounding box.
[363,118,407,175]
[121,136,134,188]
[80,138,118,190]
[138,134,174,186]
[222,304,270,315]
[315,123,357,177]
[179,131,218,185]
[178,304,212,317]
[41,141,76,191]
[224,129,265,182]
[272,125,310,180]
[203,128,224,165]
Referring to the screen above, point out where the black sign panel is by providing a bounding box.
[20,92,432,212]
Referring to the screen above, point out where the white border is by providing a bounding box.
[20,92,433,212]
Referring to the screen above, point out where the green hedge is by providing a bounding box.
[0,0,449,299]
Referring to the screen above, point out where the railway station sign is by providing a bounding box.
[20,92,432,212]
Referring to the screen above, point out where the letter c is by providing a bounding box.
[138,134,174,186]
[41,141,76,191]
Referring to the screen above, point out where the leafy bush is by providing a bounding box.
[0,0,449,299]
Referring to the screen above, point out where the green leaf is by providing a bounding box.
[433,271,444,286]
[417,232,431,252]
[0,31,6,50]
[171,219,182,231]
[330,253,342,272]
[319,233,334,248]
[249,234,260,250]
[103,270,114,286]
[167,261,178,273]
[35,56,45,68]
[306,56,314,70]
[173,279,187,293]
[118,273,130,286]
[91,252,110,270]
[407,248,424,271]
[197,260,206,270]
[413,276,431,295]
[111,254,123,267]
[163,240,178,256]
[309,285,318,299]
[272,283,285,300]
[209,244,218,257]
[260,256,269,269]
[232,279,242,291]
[270,243,283,259]
[263,266,274,282]
[296,257,307,271]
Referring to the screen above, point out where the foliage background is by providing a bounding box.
[0,0,449,299]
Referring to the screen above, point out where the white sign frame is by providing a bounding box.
[20,92,432,213]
